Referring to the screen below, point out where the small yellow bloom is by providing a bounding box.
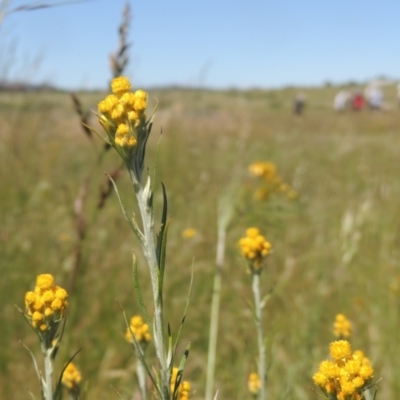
[120,92,136,108]
[128,110,139,122]
[110,103,125,120]
[134,89,148,111]
[51,298,64,310]
[42,290,55,303]
[25,274,68,333]
[54,287,68,300]
[246,227,260,238]
[111,76,132,97]
[170,367,191,400]
[44,307,53,317]
[248,372,261,395]
[32,299,44,311]
[319,360,340,379]
[333,313,352,338]
[312,371,328,386]
[32,311,44,322]
[25,291,36,305]
[36,274,54,290]
[359,364,373,380]
[340,378,355,395]
[182,228,197,239]
[239,228,272,270]
[313,341,374,399]
[125,315,151,344]
[329,340,352,361]
[352,376,365,388]
[115,133,137,148]
[98,94,119,114]
[116,123,129,136]
[62,362,82,390]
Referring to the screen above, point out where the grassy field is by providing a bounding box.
[1,84,400,399]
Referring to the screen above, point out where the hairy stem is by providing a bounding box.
[252,273,266,400]
[205,225,226,400]
[42,344,54,400]
[135,181,169,400]
[136,355,147,400]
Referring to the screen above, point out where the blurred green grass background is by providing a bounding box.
[1,85,400,399]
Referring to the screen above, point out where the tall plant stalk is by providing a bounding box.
[252,273,266,400]
[205,194,236,400]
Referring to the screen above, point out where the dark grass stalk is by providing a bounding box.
[67,2,132,296]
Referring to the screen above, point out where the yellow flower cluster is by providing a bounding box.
[313,341,374,400]
[239,228,272,270]
[248,161,298,200]
[125,315,151,344]
[170,367,191,400]
[97,76,148,148]
[25,274,68,331]
[249,161,279,182]
[334,314,352,338]
[61,362,82,390]
[182,228,197,239]
[248,372,261,395]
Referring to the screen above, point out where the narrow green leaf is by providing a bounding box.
[134,116,154,181]
[81,120,111,144]
[20,341,42,383]
[27,390,37,400]
[53,348,82,400]
[15,305,42,342]
[120,307,159,396]
[260,293,272,310]
[243,296,257,321]
[156,182,168,267]
[173,260,194,355]
[132,252,150,324]
[167,322,173,367]
[106,173,145,245]
[172,344,191,399]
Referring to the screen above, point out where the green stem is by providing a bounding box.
[205,226,226,400]
[252,273,266,400]
[42,344,54,400]
[136,354,147,400]
[134,179,169,400]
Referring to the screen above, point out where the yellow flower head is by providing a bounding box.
[116,123,129,136]
[25,274,68,332]
[318,360,340,379]
[359,364,374,380]
[134,89,148,111]
[312,371,328,387]
[248,372,261,395]
[248,161,277,181]
[333,313,352,338]
[239,227,272,271]
[125,315,151,344]
[62,362,82,390]
[111,76,132,97]
[330,340,352,361]
[170,367,191,400]
[98,94,119,114]
[36,274,54,290]
[97,76,149,155]
[313,341,374,399]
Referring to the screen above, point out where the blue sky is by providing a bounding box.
[1,0,399,90]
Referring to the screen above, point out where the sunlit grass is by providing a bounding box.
[1,84,400,398]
